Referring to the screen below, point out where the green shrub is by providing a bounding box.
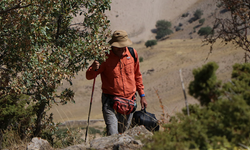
[198,26,213,36]
[139,57,144,62]
[156,20,171,30]
[144,62,250,150]
[155,20,173,39]
[1,94,35,148]
[155,28,173,39]
[182,13,189,17]
[145,40,157,48]
[175,26,182,32]
[199,18,205,25]
[194,9,203,20]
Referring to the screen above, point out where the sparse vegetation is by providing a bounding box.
[145,40,157,48]
[188,9,204,23]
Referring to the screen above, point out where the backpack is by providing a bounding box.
[128,47,137,62]
[132,109,159,132]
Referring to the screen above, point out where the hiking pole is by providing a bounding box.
[85,70,97,142]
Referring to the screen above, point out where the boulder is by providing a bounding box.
[27,137,52,150]
[90,125,153,150]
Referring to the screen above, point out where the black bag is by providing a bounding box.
[132,109,159,132]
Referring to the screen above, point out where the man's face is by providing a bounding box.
[112,47,126,52]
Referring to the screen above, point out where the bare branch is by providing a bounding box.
[0,3,32,14]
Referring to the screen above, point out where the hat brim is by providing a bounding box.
[108,38,132,48]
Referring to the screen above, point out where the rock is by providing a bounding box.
[125,125,153,139]
[61,144,87,150]
[90,125,152,150]
[27,137,52,150]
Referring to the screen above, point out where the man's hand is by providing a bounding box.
[140,96,147,110]
[91,60,100,71]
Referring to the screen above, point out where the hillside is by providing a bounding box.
[48,0,245,124]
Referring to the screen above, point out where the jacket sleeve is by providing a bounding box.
[134,49,145,96]
[86,61,105,80]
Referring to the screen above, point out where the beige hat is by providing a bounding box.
[108,30,132,48]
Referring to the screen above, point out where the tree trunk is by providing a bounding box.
[0,129,3,149]
[33,101,46,137]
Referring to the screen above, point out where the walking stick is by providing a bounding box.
[85,70,97,142]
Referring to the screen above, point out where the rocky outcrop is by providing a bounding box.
[27,137,53,150]
[27,125,153,150]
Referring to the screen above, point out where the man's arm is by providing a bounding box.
[86,60,101,80]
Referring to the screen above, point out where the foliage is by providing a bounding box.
[145,40,157,48]
[139,57,144,63]
[189,62,222,106]
[194,9,204,21]
[0,95,35,141]
[175,26,182,32]
[188,9,204,23]
[144,62,250,150]
[182,13,189,18]
[199,18,205,25]
[0,0,111,148]
[155,20,173,39]
[198,26,213,36]
[51,126,101,148]
[204,0,250,54]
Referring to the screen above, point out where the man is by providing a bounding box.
[86,30,147,135]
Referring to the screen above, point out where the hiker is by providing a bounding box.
[86,30,147,135]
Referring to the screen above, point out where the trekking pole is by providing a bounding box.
[85,70,97,142]
[179,69,190,116]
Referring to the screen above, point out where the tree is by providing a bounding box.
[145,40,157,48]
[188,62,222,106]
[204,0,250,58]
[155,20,173,39]
[0,0,111,147]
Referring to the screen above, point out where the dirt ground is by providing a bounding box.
[49,0,246,126]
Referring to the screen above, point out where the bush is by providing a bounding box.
[156,28,173,40]
[156,20,171,30]
[199,18,205,25]
[175,26,182,32]
[139,57,144,62]
[155,20,173,39]
[198,26,213,36]
[182,13,189,17]
[194,9,203,21]
[144,62,250,150]
[145,40,157,48]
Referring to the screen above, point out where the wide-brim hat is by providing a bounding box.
[108,30,132,48]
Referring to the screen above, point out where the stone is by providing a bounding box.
[27,137,52,150]
[90,125,152,150]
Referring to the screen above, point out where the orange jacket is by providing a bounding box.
[86,47,145,99]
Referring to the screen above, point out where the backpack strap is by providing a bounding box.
[128,47,137,63]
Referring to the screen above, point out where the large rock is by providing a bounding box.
[90,125,153,150]
[27,137,52,150]
[26,126,153,150]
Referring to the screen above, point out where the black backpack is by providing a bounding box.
[128,47,137,62]
[132,109,160,132]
